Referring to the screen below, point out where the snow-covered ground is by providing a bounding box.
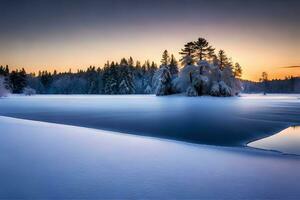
[0,94,299,146]
[0,116,299,199]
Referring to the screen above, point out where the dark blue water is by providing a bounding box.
[0,94,300,146]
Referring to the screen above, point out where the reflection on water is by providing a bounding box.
[248,126,300,155]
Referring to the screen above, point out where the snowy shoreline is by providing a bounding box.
[1,116,299,199]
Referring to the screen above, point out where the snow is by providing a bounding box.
[0,94,299,146]
[0,116,300,199]
[0,76,9,97]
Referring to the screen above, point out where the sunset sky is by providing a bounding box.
[0,0,299,81]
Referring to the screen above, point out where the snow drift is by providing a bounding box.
[0,116,299,199]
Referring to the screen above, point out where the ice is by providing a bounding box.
[0,94,299,146]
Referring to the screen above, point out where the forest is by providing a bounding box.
[0,37,298,97]
[0,37,245,97]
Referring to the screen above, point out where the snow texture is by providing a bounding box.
[171,61,241,96]
[0,116,299,199]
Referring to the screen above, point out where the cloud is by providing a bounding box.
[280,66,300,69]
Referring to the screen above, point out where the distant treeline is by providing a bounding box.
[0,59,159,94]
[242,77,300,93]
[1,63,298,96]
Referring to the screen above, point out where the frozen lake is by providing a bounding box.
[0,94,300,146]
[1,94,300,198]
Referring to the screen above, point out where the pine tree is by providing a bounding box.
[218,50,229,70]
[207,46,216,61]
[0,65,9,76]
[233,63,242,78]
[169,54,179,77]
[0,65,10,89]
[9,68,27,93]
[179,42,196,65]
[128,57,134,67]
[103,62,118,94]
[260,71,268,94]
[117,58,135,94]
[194,38,209,61]
[0,76,9,96]
[160,50,170,67]
[154,66,172,96]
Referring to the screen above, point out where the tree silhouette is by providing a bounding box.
[207,46,216,61]
[260,71,268,94]
[179,42,196,65]
[169,54,179,77]
[233,63,242,78]
[194,37,209,61]
[161,50,170,67]
[218,50,229,70]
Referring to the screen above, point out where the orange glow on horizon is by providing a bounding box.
[2,23,299,81]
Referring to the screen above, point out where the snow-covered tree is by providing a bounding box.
[210,81,220,96]
[119,79,130,94]
[186,85,198,96]
[219,81,232,96]
[119,59,135,94]
[0,76,9,97]
[154,66,172,96]
[190,72,209,96]
[144,85,152,94]
[23,87,36,96]
[103,62,118,94]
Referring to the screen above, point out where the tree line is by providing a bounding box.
[0,37,246,96]
[242,72,300,94]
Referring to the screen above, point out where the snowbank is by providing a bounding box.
[0,116,299,199]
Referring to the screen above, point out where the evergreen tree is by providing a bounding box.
[179,42,196,65]
[169,54,179,77]
[233,63,242,78]
[103,62,118,94]
[0,65,10,89]
[39,70,53,92]
[119,59,135,94]
[207,46,216,61]
[0,65,9,76]
[160,50,170,67]
[0,76,9,96]
[9,68,27,93]
[218,50,229,70]
[128,57,134,67]
[154,66,172,96]
[260,71,268,94]
[194,38,209,61]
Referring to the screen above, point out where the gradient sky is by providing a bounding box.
[0,0,299,80]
